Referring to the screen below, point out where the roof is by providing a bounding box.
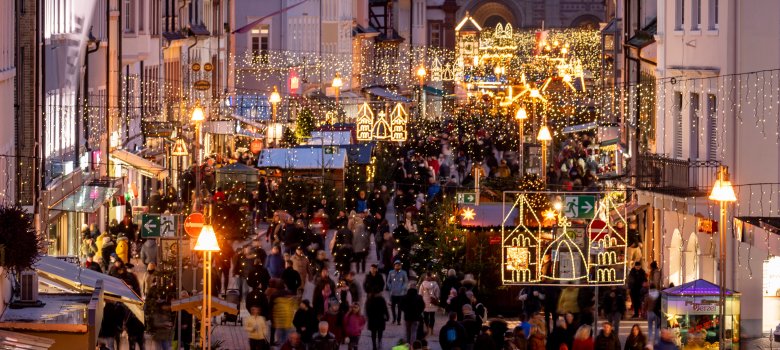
[663,279,738,296]
[626,18,657,48]
[188,23,211,37]
[601,18,619,34]
[736,216,780,235]
[34,256,144,322]
[424,85,455,97]
[294,143,375,165]
[306,131,354,146]
[364,87,413,103]
[111,149,168,180]
[257,148,347,170]
[0,329,55,349]
[49,185,118,213]
[172,294,239,319]
[455,14,482,32]
[0,294,91,333]
[353,24,379,37]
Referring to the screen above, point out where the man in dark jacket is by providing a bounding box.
[401,287,426,345]
[282,259,302,292]
[440,269,461,304]
[628,261,648,318]
[363,264,385,299]
[602,286,627,333]
[460,305,481,348]
[439,312,466,350]
[595,322,621,350]
[310,321,338,350]
[247,257,271,292]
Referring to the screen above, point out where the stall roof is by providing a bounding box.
[0,329,55,349]
[306,130,354,146]
[34,256,144,322]
[49,185,118,213]
[295,143,375,165]
[171,294,239,319]
[216,162,259,174]
[111,149,167,180]
[0,294,91,333]
[257,148,347,170]
[364,87,413,103]
[663,279,738,296]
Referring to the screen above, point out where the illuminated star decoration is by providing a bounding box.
[461,207,476,221]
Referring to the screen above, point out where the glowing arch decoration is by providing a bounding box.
[501,191,628,286]
[372,111,391,140]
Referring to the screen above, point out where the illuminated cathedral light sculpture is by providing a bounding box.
[356,103,374,141]
[389,103,408,141]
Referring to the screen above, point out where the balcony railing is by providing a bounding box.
[636,153,721,197]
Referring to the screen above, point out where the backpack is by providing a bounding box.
[446,327,458,343]
[476,303,488,323]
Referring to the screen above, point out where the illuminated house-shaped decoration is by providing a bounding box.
[372,110,391,140]
[502,194,542,284]
[356,103,374,141]
[389,103,408,142]
[455,12,481,69]
[587,196,628,283]
[540,215,587,282]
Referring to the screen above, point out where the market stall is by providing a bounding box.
[662,279,741,350]
[216,162,259,189]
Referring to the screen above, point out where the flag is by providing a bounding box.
[534,30,549,56]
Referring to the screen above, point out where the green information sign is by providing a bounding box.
[563,195,596,219]
[141,214,161,238]
[457,192,477,204]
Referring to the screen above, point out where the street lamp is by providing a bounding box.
[515,107,528,175]
[709,165,736,349]
[269,86,281,122]
[332,72,343,107]
[416,66,426,120]
[537,125,552,184]
[194,224,220,350]
[191,101,205,212]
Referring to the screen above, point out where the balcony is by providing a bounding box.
[636,153,721,197]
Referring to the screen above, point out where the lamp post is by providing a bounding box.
[332,72,343,105]
[191,101,205,212]
[515,107,528,175]
[194,223,221,350]
[709,165,736,350]
[416,66,426,120]
[269,86,281,122]
[537,125,552,184]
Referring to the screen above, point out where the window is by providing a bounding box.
[250,25,270,64]
[706,94,718,160]
[138,0,144,32]
[709,0,719,29]
[692,0,701,30]
[689,93,700,159]
[674,91,683,158]
[675,0,684,30]
[123,0,135,34]
[150,0,159,35]
[428,21,443,47]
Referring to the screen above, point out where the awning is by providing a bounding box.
[423,85,454,97]
[34,256,144,322]
[231,113,266,129]
[0,329,55,349]
[171,294,239,319]
[111,149,168,180]
[626,18,657,48]
[365,87,412,103]
[49,185,118,213]
[562,121,598,134]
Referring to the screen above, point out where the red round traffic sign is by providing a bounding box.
[184,212,205,237]
[589,219,608,241]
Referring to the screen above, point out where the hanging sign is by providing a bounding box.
[697,218,717,234]
[193,80,211,91]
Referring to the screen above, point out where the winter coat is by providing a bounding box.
[322,310,344,343]
[386,269,408,296]
[419,280,441,312]
[529,333,546,350]
[115,237,130,264]
[547,327,569,350]
[80,239,97,260]
[595,331,621,350]
[624,334,647,350]
[401,288,425,322]
[150,310,173,341]
[247,263,271,291]
[266,252,285,278]
[573,338,595,350]
[282,267,302,291]
[290,253,309,281]
[95,232,111,260]
[460,315,481,344]
[656,339,679,350]
[343,312,366,337]
[351,220,370,254]
[140,239,158,265]
[558,287,581,314]
[271,293,298,329]
[366,295,390,331]
[440,275,461,302]
[293,307,318,341]
[363,271,386,295]
[244,314,269,340]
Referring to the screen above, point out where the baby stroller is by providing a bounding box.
[220,289,243,326]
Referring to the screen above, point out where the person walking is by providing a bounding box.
[547,318,570,350]
[602,286,626,333]
[628,262,647,318]
[343,302,367,350]
[439,312,466,350]
[419,273,440,336]
[351,212,370,274]
[594,322,621,350]
[460,305,481,350]
[572,325,594,350]
[624,324,647,350]
[293,300,318,344]
[529,326,546,350]
[266,245,286,279]
[364,264,386,300]
[366,294,390,350]
[245,306,270,350]
[401,286,426,345]
[310,321,339,350]
[643,283,662,343]
[386,260,408,325]
[291,247,310,283]
[282,259,302,292]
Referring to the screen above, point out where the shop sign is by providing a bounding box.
[250,139,263,154]
[698,218,717,234]
[677,297,720,314]
[142,121,174,138]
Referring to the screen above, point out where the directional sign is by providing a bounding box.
[457,192,477,204]
[160,214,176,238]
[184,213,205,237]
[141,214,161,238]
[563,195,596,219]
